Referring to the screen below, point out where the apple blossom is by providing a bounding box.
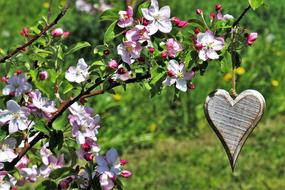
[0,171,13,190]
[217,12,234,21]
[28,90,57,118]
[20,165,39,183]
[65,58,90,83]
[142,0,172,35]
[112,65,132,81]
[166,38,182,58]
[196,30,224,61]
[99,172,115,190]
[215,3,222,11]
[163,60,195,92]
[15,156,30,170]
[68,103,100,144]
[117,41,142,65]
[96,148,121,176]
[51,28,64,37]
[247,32,258,46]
[126,25,150,43]
[107,59,118,69]
[39,145,64,177]
[0,100,31,134]
[118,6,134,28]
[0,138,17,163]
[2,74,32,97]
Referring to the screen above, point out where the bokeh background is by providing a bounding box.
[0,0,285,189]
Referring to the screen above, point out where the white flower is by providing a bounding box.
[96,148,121,177]
[65,58,90,83]
[0,100,31,134]
[142,0,172,35]
[20,165,39,182]
[0,171,12,190]
[29,90,57,114]
[0,138,17,163]
[196,30,224,61]
[163,60,194,92]
[2,74,32,97]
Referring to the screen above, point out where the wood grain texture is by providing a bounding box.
[204,89,266,171]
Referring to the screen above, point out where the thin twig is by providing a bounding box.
[230,28,237,98]
[0,0,70,64]
[232,5,251,28]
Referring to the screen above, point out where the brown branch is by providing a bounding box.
[82,73,151,99]
[0,0,70,64]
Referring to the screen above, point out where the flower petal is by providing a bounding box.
[158,19,172,33]
[106,148,118,164]
[176,79,187,92]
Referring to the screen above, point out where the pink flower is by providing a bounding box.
[107,60,118,69]
[118,6,134,28]
[28,90,57,118]
[39,145,64,177]
[163,60,195,92]
[99,172,114,190]
[217,12,234,21]
[16,156,30,169]
[112,65,131,81]
[126,25,150,43]
[121,170,132,178]
[166,38,182,58]
[0,138,17,163]
[68,103,100,144]
[51,28,64,37]
[19,165,39,183]
[117,41,142,65]
[196,30,224,61]
[142,0,172,35]
[247,32,258,46]
[2,74,32,97]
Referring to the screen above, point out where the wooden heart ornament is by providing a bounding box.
[204,89,266,171]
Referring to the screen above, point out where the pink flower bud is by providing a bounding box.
[84,153,94,161]
[138,56,145,62]
[149,47,155,54]
[196,9,203,15]
[20,27,29,37]
[167,70,176,77]
[104,50,110,56]
[11,187,17,190]
[178,21,189,28]
[120,159,128,165]
[215,3,222,11]
[63,32,70,38]
[51,28,64,37]
[143,19,149,26]
[194,41,203,50]
[108,60,118,69]
[121,170,132,178]
[16,69,22,75]
[247,32,258,46]
[39,71,48,80]
[172,17,181,25]
[58,178,73,189]
[194,27,201,34]
[1,76,8,83]
[210,13,215,20]
[161,52,168,59]
[81,143,91,152]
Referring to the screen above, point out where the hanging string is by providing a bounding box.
[230,28,238,98]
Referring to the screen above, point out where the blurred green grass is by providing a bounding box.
[1,0,285,189]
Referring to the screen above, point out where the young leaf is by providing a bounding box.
[104,21,118,44]
[100,9,118,21]
[248,0,264,10]
[65,42,91,55]
[49,167,75,180]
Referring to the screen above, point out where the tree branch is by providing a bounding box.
[232,5,251,28]
[82,73,151,99]
[0,0,70,64]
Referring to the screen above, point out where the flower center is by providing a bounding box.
[177,72,184,79]
[126,46,133,53]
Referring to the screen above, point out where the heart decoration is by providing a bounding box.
[204,89,266,171]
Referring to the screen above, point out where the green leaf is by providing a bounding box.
[49,130,64,151]
[104,21,117,44]
[35,180,57,190]
[33,122,50,136]
[49,167,75,180]
[249,0,264,10]
[65,42,91,55]
[220,52,232,73]
[100,9,118,21]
